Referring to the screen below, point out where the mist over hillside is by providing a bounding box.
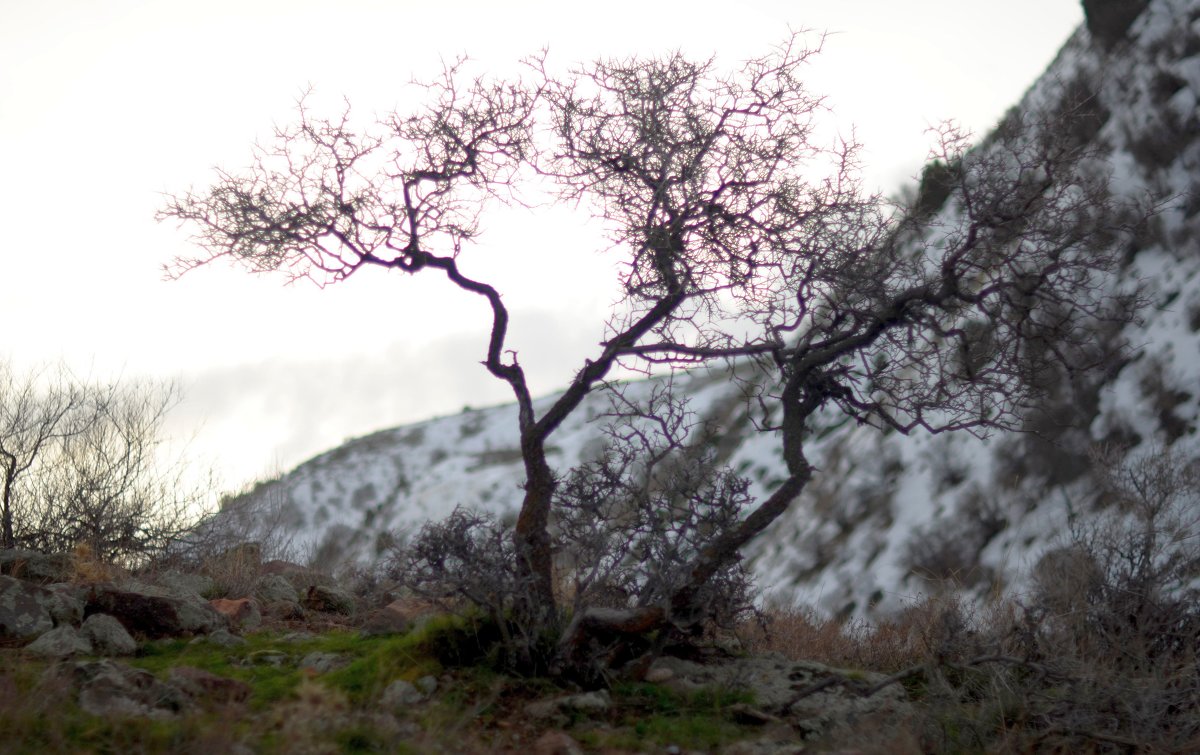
[207,0,1200,616]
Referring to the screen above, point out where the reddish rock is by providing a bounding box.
[209,598,261,630]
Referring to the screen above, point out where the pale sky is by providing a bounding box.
[0,0,1083,494]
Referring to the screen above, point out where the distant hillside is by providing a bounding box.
[205,0,1200,616]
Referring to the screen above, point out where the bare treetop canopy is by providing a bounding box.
[161,35,1143,676]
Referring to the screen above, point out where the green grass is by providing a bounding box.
[0,627,450,754]
[1,619,780,754]
[568,681,761,751]
[126,627,456,710]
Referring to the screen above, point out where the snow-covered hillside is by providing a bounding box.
[209,0,1200,617]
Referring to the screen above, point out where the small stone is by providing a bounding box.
[524,699,563,720]
[244,649,288,666]
[44,584,85,626]
[26,625,92,657]
[728,702,782,725]
[526,690,611,719]
[415,675,438,696]
[381,679,425,708]
[195,628,247,648]
[561,690,610,713]
[278,630,316,643]
[533,730,585,755]
[299,651,349,674]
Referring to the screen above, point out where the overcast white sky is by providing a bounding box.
[0,0,1083,493]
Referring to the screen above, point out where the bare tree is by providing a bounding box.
[0,363,205,564]
[0,363,91,549]
[23,380,206,565]
[161,36,1141,673]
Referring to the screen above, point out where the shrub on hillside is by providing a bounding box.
[749,448,1200,752]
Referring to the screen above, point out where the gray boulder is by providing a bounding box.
[254,574,299,604]
[263,600,306,621]
[85,584,227,638]
[42,584,85,626]
[81,613,138,656]
[379,675,437,710]
[645,654,910,741]
[381,679,425,708]
[26,626,92,657]
[0,575,78,641]
[299,651,350,674]
[302,584,355,615]
[0,548,74,584]
[525,690,611,720]
[152,570,215,600]
[51,659,186,718]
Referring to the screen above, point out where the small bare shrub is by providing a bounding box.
[750,450,1200,754]
[741,604,924,673]
[905,490,1005,589]
[906,450,1200,751]
[165,475,304,597]
[553,384,757,638]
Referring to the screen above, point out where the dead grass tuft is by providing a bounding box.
[71,542,128,584]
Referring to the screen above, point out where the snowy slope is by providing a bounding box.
[211,368,752,567]
[209,0,1200,616]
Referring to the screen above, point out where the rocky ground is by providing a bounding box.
[3,530,1196,754]
[0,546,920,754]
